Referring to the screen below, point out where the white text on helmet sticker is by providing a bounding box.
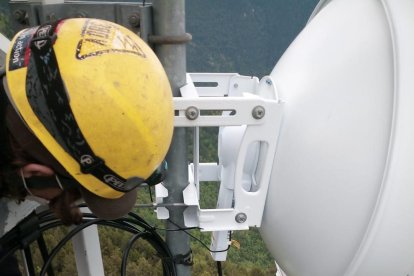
[32,25,52,50]
[80,154,94,166]
[103,174,125,189]
[9,28,36,71]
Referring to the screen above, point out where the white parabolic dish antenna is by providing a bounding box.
[260,0,414,275]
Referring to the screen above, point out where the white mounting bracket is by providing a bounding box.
[156,72,283,260]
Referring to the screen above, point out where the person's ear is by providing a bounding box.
[21,163,54,178]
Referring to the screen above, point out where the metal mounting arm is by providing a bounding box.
[155,72,284,260]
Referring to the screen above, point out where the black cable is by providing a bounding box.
[37,234,55,276]
[2,203,235,276]
[126,211,155,229]
[166,219,230,253]
[122,213,176,275]
[2,209,225,274]
[0,244,20,265]
[40,218,102,276]
[157,227,200,232]
[121,232,148,275]
[33,209,177,276]
[23,246,35,276]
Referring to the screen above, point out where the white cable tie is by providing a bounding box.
[55,175,64,190]
[20,169,33,196]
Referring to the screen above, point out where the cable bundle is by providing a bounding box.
[0,206,176,276]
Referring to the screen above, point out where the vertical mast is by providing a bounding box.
[152,1,191,275]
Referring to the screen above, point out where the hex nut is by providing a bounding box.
[128,13,140,27]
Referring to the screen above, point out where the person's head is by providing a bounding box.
[0,18,173,224]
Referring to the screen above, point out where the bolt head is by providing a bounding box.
[14,10,23,19]
[235,213,247,223]
[185,106,199,120]
[265,79,272,86]
[128,13,140,27]
[252,105,265,119]
[46,13,57,23]
[13,9,27,23]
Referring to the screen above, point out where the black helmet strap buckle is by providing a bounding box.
[26,22,145,193]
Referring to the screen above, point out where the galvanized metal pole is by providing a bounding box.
[151,1,191,275]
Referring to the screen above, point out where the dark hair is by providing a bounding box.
[49,187,82,225]
[0,140,28,202]
[0,132,83,225]
[0,81,26,201]
[0,111,82,225]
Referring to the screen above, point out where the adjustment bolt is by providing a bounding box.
[14,9,27,24]
[235,213,247,223]
[265,79,272,86]
[46,13,57,23]
[185,106,199,120]
[128,13,140,27]
[252,105,265,119]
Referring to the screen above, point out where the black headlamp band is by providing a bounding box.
[26,22,144,192]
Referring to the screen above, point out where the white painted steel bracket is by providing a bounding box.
[155,73,283,260]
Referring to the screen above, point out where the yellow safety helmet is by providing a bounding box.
[4,18,173,218]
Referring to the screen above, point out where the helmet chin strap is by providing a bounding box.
[20,169,34,196]
[19,169,53,205]
[19,168,78,195]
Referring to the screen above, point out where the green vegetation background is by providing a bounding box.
[0,1,318,275]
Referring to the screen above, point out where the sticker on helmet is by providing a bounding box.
[76,19,146,60]
[9,27,37,71]
[31,25,53,51]
[103,174,126,189]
